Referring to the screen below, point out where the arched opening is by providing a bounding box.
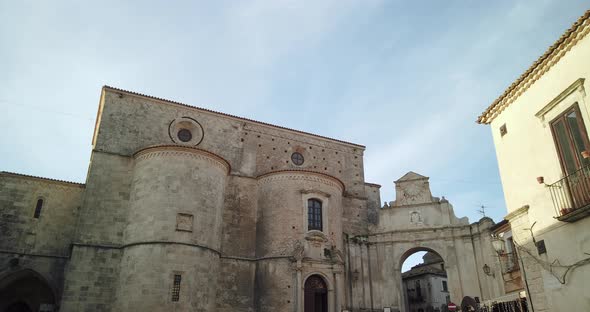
[400,248,449,312]
[0,269,56,312]
[304,274,328,312]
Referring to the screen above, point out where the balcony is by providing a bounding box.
[499,252,519,273]
[547,165,590,222]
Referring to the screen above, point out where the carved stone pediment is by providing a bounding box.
[394,171,433,206]
[305,230,329,247]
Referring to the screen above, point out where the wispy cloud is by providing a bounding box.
[0,0,587,223]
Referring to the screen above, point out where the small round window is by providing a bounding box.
[177,129,192,142]
[291,152,304,166]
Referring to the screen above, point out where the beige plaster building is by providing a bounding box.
[402,252,449,312]
[478,9,590,312]
[2,85,512,312]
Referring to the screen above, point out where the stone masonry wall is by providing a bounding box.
[16,86,378,311]
[0,172,84,257]
[60,151,134,311]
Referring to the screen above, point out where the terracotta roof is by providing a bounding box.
[102,86,366,149]
[0,171,85,187]
[490,219,509,232]
[477,9,590,124]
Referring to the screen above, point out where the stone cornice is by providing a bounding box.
[535,78,586,121]
[257,169,345,192]
[300,189,332,198]
[478,10,590,124]
[0,171,85,188]
[504,205,530,221]
[133,145,231,174]
[364,182,381,188]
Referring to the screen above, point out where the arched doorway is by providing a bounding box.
[400,248,449,312]
[304,275,328,312]
[0,269,56,312]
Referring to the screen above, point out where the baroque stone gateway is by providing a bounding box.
[1,87,511,312]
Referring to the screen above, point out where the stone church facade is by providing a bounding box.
[1,86,509,312]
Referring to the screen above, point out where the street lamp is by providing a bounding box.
[491,236,505,255]
[353,269,360,282]
[482,264,494,277]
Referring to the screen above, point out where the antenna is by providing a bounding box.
[477,205,487,218]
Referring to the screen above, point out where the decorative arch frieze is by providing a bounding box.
[133,145,231,174]
[257,170,345,192]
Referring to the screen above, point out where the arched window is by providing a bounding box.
[308,199,322,231]
[33,199,43,219]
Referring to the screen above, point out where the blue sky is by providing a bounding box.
[1,1,588,270]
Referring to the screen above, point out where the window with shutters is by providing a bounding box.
[550,103,590,174]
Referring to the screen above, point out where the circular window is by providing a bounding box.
[291,152,304,166]
[177,129,192,142]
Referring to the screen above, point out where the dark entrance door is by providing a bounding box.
[4,302,32,312]
[304,275,328,312]
[0,270,55,312]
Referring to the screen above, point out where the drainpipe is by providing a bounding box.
[517,251,535,312]
[345,234,353,309]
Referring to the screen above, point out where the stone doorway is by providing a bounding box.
[304,275,328,312]
[0,269,56,312]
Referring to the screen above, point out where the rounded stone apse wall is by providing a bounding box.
[114,145,229,311]
[255,170,344,257]
[255,170,344,312]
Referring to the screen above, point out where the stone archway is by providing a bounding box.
[0,269,56,312]
[399,247,449,312]
[346,171,497,311]
[304,274,328,312]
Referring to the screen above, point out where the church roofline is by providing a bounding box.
[0,171,85,187]
[477,9,590,124]
[395,171,429,183]
[99,85,366,149]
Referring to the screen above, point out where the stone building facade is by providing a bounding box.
[2,86,509,312]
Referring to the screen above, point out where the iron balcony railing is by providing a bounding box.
[547,164,590,218]
[499,252,519,274]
